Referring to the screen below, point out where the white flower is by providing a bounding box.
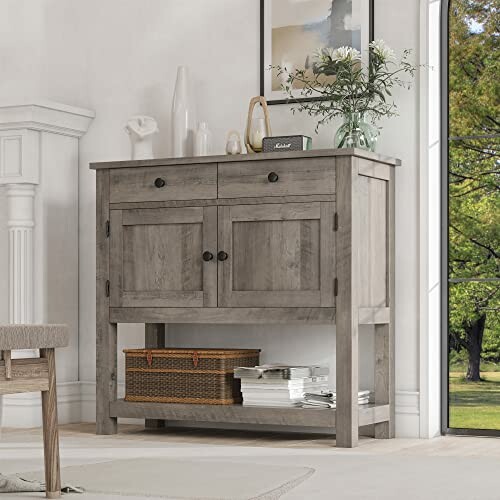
[369,39,396,62]
[333,46,361,62]
[314,46,361,64]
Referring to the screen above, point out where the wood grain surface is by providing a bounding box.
[40,348,61,498]
[110,164,216,203]
[218,157,335,198]
[145,323,166,429]
[90,148,401,170]
[96,169,118,435]
[94,148,398,447]
[110,399,390,428]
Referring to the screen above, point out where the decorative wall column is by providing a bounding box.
[7,184,35,323]
[0,101,94,427]
[0,102,94,327]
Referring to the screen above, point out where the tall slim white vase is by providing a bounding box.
[171,66,195,157]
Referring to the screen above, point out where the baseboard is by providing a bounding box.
[0,381,83,428]
[79,380,100,424]
[396,391,420,415]
[0,381,114,428]
[1,382,422,437]
[395,391,420,438]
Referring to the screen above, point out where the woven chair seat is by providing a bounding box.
[0,324,68,350]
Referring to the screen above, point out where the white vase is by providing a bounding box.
[125,115,158,160]
[226,130,242,155]
[171,65,195,157]
[194,122,212,156]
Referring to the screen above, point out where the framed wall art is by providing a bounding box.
[260,0,374,105]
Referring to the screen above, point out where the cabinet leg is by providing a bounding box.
[335,160,359,448]
[375,169,395,439]
[96,322,118,435]
[375,323,395,438]
[336,320,359,448]
[96,169,117,435]
[145,323,166,430]
[40,348,61,498]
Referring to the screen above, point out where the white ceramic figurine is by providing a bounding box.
[125,115,159,160]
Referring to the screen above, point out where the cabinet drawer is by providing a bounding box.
[218,157,335,199]
[110,164,217,203]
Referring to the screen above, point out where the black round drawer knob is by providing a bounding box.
[202,251,214,262]
[154,177,166,188]
[217,251,228,262]
[267,172,279,183]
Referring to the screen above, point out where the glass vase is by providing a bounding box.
[334,112,378,152]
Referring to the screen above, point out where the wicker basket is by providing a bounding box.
[124,348,260,405]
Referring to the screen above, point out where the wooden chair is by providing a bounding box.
[0,324,68,499]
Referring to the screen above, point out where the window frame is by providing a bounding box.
[440,0,500,437]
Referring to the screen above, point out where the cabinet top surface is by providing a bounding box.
[90,148,401,170]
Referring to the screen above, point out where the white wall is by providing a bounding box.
[1,0,431,435]
[0,0,47,326]
[0,1,46,102]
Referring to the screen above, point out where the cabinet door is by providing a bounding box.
[218,202,335,308]
[110,206,217,308]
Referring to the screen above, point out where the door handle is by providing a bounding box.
[202,251,214,262]
[217,251,228,261]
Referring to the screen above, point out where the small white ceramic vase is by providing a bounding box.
[226,130,242,155]
[171,65,195,157]
[194,122,212,156]
[125,115,158,160]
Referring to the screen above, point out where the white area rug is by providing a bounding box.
[18,453,500,500]
[24,458,315,500]
[5,427,500,500]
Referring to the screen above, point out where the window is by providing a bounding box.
[442,0,500,435]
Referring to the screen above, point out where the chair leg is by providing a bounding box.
[40,348,61,499]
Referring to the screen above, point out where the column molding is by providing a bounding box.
[0,100,95,138]
[7,183,35,323]
[0,101,94,326]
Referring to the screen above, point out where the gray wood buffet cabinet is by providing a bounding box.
[91,148,400,448]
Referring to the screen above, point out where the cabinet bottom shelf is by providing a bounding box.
[110,399,390,428]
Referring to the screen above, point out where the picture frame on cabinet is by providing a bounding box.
[260,0,374,105]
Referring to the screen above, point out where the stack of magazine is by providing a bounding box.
[301,390,371,409]
[234,364,330,408]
